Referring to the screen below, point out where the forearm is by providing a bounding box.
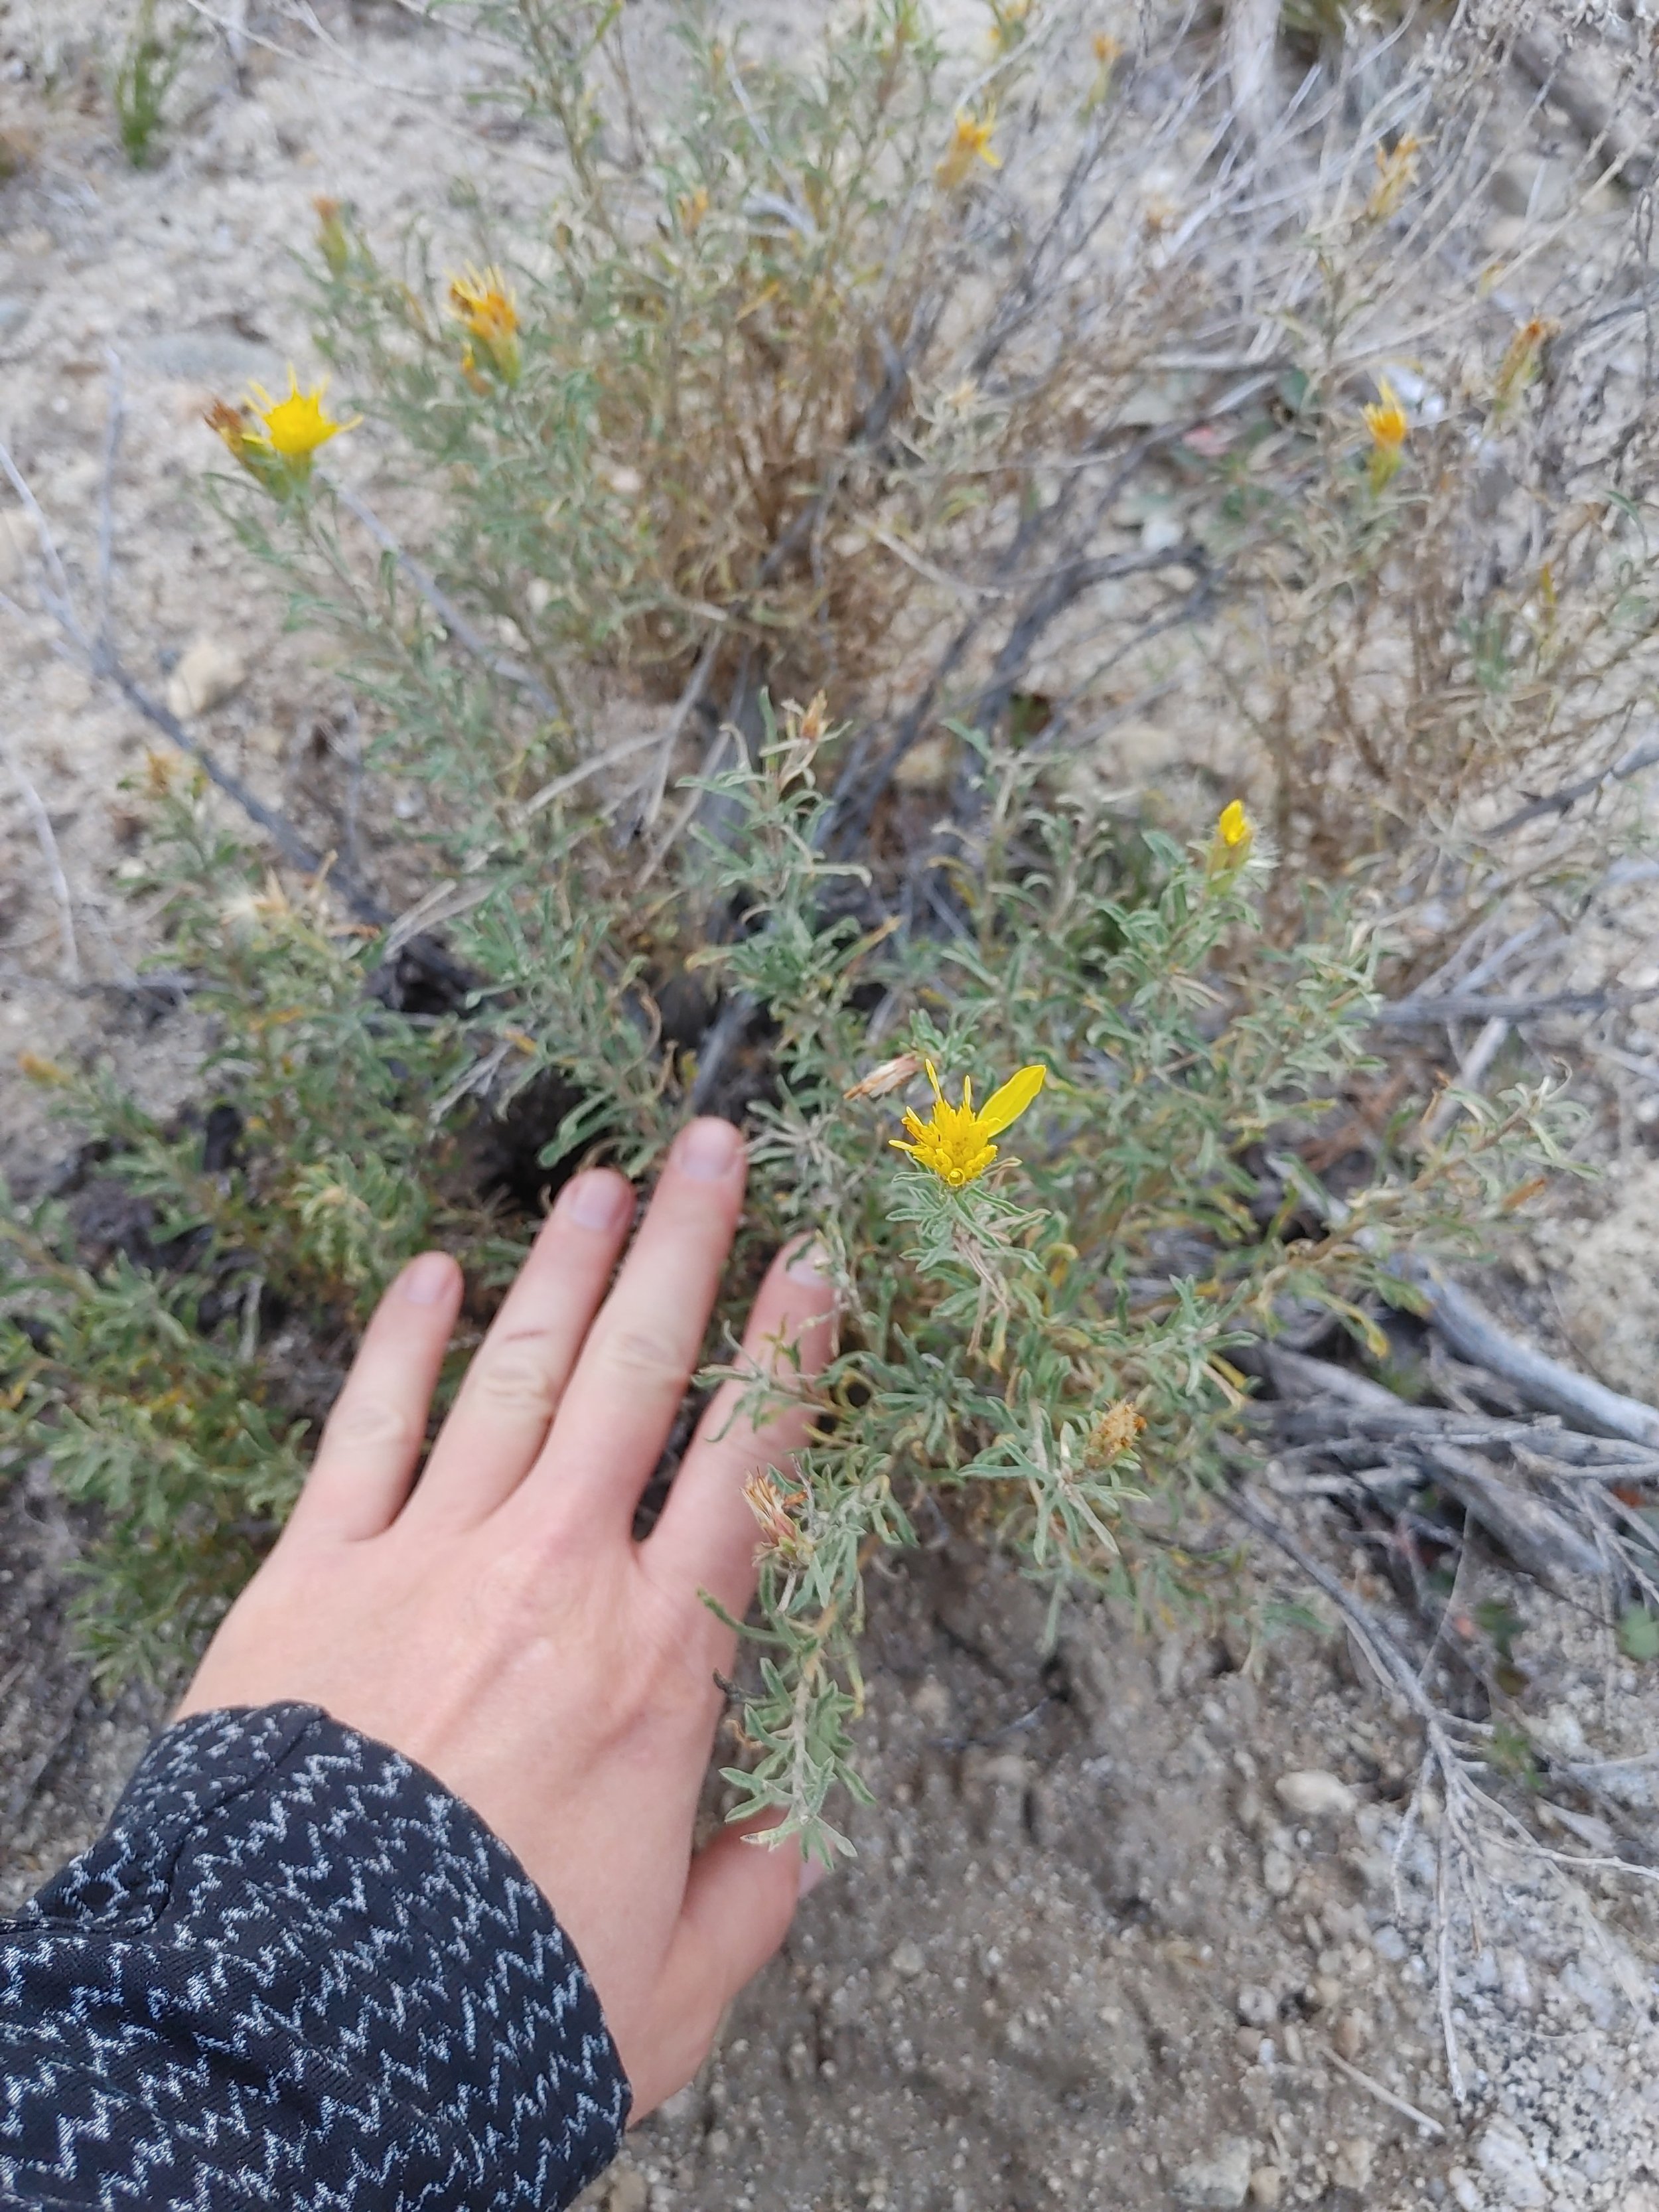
[0,1703,628,2209]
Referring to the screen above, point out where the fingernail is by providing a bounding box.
[676,1116,742,1181]
[562,1170,632,1232]
[401,1252,453,1305]
[786,1238,830,1286]
[798,1853,831,1899]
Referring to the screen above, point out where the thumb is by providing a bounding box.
[628,1820,829,2119]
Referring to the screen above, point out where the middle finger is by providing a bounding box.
[504,1116,748,1540]
[404,1167,636,1532]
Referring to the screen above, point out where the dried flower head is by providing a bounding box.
[17,1051,70,1085]
[313,194,350,277]
[1365,133,1421,223]
[1085,30,1122,110]
[744,1469,810,1565]
[204,398,253,463]
[1088,1401,1145,1464]
[936,108,1001,190]
[890,1059,1046,1188]
[987,0,1033,55]
[1492,316,1556,411]
[845,1051,926,1102]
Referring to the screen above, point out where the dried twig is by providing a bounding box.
[1488,734,1659,837]
[0,739,80,985]
[1510,24,1656,189]
[1396,1259,1659,1449]
[1323,2045,1447,2139]
[1377,982,1659,1026]
[328,479,571,727]
[1265,1347,1609,1589]
[1416,1015,1509,1147]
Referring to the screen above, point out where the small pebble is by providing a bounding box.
[1172,2138,1254,2209]
[1274,1770,1356,1820]
[165,635,248,720]
[1248,2170,1283,2209]
[1331,2138,1375,2192]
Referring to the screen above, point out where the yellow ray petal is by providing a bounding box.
[974,1062,1046,1138]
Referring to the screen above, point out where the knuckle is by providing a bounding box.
[322,1395,421,1457]
[468,1344,562,1423]
[601,1325,687,1395]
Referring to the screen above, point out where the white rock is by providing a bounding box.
[1248,2170,1282,2209]
[1273,1770,1356,1820]
[1140,508,1185,553]
[1173,2139,1254,2209]
[1475,2117,1547,2209]
[891,1939,925,1980]
[1261,1847,1293,1899]
[166,636,248,721]
[1236,1984,1277,2029]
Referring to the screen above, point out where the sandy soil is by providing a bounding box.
[3,6,1659,2210]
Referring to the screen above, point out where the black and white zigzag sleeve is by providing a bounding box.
[0,1702,630,2209]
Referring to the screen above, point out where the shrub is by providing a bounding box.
[1,0,1621,1848]
[0,724,1577,1844]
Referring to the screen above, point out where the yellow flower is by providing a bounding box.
[936,108,1001,190]
[209,370,358,496]
[1362,378,1407,451]
[206,373,354,496]
[1361,377,1408,491]
[890,1059,1046,1188]
[449,266,518,345]
[1208,798,1253,873]
[247,368,358,463]
[449,265,522,384]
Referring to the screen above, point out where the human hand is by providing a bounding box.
[173,1116,837,2116]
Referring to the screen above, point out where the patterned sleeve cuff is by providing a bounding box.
[0,1702,630,2209]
